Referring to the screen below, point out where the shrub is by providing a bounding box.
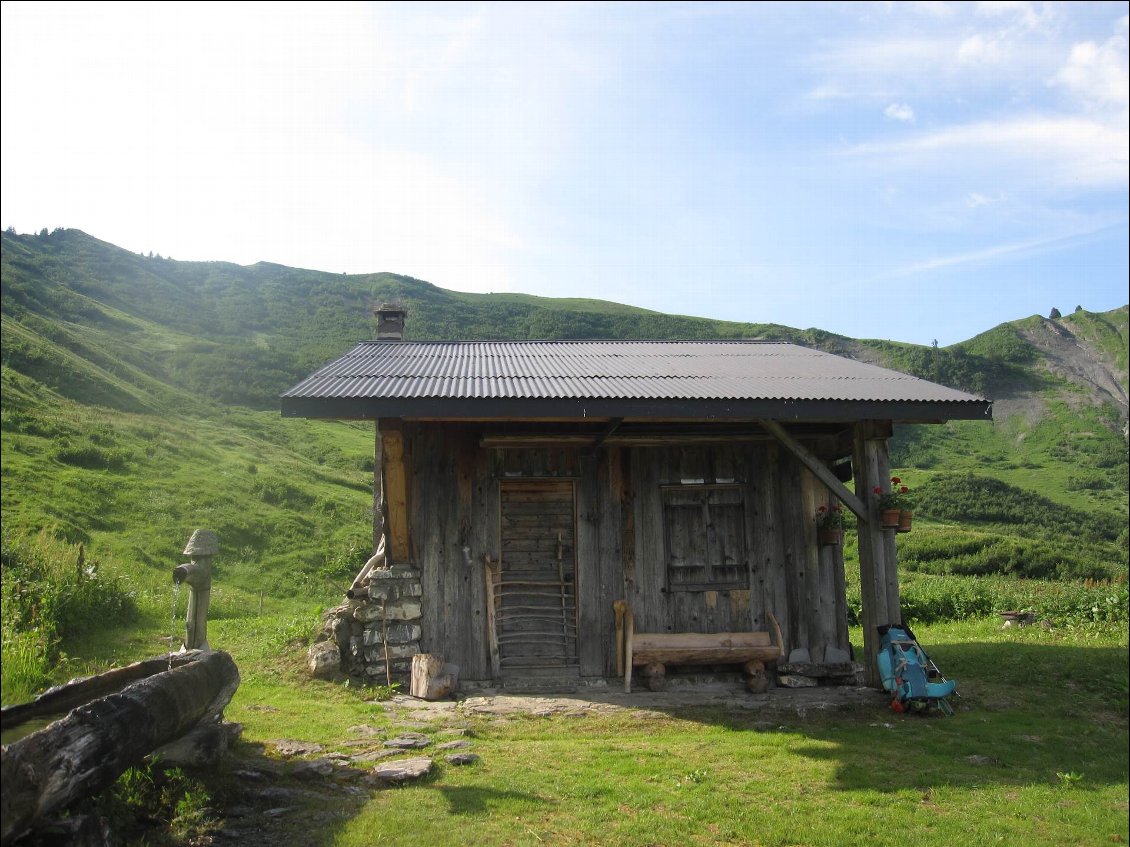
[94,762,218,843]
[1,533,138,701]
[914,473,1123,542]
[847,573,1129,627]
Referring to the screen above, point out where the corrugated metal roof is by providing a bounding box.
[282,341,985,406]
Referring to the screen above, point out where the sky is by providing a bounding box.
[2,1,1127,346]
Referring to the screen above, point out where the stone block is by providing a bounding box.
[363,643,419,663]
[372,757,432,784]
[363,623,422,646]
[366,583,396,602]
[777,674,818,688]
[824,646,851,664]
[364,659,412,678]
[369,565,420,581]
[308,641,341,679]
[383,601,422,622]
[787,647,811,664]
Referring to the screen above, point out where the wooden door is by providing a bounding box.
[496,480,578,672]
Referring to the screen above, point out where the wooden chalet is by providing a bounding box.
[282,308,991,689]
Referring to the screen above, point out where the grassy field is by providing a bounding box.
[1,235,1125,843]
[33,614,1124,847]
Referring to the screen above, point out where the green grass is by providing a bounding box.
[8,596,1126,846]
[219,619,1125,847]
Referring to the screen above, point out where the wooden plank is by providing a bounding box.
[631,645,783,665]
[372,422,384,550]
[411,426,444,657]
[593,446,623,676]
[761,443,791,655]
[801,469,825,659]
[620,448,636,591]
[746,444,770,632]
[380,422,411,563]
[484,555,501,681]
[576,453,603,675]
[633,632,773,649]
[757,418,868,522]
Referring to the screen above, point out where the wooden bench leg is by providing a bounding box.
[642,662,666,691]
[744,660,768,694]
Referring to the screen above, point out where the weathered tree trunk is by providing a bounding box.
[0,650,240,847]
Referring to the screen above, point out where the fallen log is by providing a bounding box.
[0,650,240,847]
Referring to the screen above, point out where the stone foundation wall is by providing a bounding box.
[309,564,423,684]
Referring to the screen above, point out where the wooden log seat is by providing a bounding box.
[613,601,783,693]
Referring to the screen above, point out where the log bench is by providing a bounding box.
[613,601,783,693]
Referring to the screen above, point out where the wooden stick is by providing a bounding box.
[484,554,501,682]
[347,536,386,598]
[623,603,635,693]
[767,610,785,659]
[612,600,627,678]
[382,600,392,688]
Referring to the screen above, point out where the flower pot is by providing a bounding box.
[897,510,913,533]
[880,508,901,529]
[817,527,843,546]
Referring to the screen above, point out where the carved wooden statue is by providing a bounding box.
[173,529,217,651]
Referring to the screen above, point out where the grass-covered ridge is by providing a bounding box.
[1,227,1126,844]
[1,226,1127,702]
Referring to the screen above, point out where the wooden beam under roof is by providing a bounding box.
[757,418,869,522]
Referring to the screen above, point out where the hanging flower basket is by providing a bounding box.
[815,504,844,546]
[817,526,844,546]
[874,477,913,531]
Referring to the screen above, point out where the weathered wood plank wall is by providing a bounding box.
[401,423,851,681]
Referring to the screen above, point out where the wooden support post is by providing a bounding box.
[373,422,384,552]
[852,420,900,688]
[380,421,410,563]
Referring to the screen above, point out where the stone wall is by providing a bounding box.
[309,564,423,684]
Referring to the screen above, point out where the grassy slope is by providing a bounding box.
[1,228,1126,689]
[1,230,1126,845]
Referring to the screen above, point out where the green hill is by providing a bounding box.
[1,227,1126,700]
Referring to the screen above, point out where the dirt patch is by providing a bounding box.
[1018,318,1128,421]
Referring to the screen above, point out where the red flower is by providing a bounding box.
[900,486,909,494]
[891,476,901,485]
[873,486,883,495]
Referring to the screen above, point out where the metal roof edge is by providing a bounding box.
[280,395,993,422]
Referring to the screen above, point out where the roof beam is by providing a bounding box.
[757,418,869,522]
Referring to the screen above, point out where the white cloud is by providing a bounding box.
[965,192,1003,208]
[913,2,956,18]
[957,33,1006,65]
[894,227,1109,275]
[846,116,1129,188]
[1051,32,1130,109]
[884,103,916,122]
[974,1,1053,31]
